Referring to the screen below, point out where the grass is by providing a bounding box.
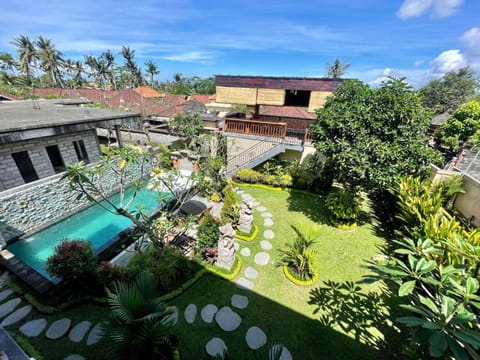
[169,188,401,359]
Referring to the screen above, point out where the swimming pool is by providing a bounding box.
[6,185,167,281]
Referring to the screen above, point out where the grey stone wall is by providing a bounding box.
[0,129,101,191]
[0,159,153,241]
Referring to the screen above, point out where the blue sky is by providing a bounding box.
[1,0,479,88]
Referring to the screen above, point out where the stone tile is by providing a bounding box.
[264,218,274,227]
[234,242,240,250]
[261,212,273,218]
[201,304,218,323]
[64,355,85,360]
[254,252,270,266]
[86,322,104,346]
[1,305,32,327]
[260,240,273,250]
[19,318,47,337]
[236,277,254,290]
[184,304,197,324]
[240,247,251,257]
[256,206,267,212]
[246,326,267,350]
[69,321,92,343]
[264,230,275,239]
[0,289,13,302]
[46,318,71,340]
[0,298,21,318]
[231,295,249,309]
[253,201,260,207]
[215,306,242,332]
[245,267,259,280]
[205,337,227,357]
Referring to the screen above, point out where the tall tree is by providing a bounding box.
[64,59,84,89]
[35,36,64,87]
[326,58,350,78]
[10,35,37,85]
[121,46,143,88]
[309,78,441,192]
[420,67,479,114]
[144,60,159,87]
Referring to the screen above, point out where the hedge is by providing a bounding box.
[204,255,243,281]
[235,224,259,242]
[283,266,319,287]
[15,335,44,360]
[158,269,207,302]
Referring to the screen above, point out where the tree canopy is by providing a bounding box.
[420,67,479,115]
[326,58,350,78]
[310,78,441,192]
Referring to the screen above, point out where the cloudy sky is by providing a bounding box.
[1,0,479,88]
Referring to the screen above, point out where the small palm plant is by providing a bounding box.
[278,223,319,281]
[104,272,178,360]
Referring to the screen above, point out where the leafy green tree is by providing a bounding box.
[169,113,204,150]
[437,100,480,150]
[420,67,478,114]
[145,60,160,87]
[326,58,350,78]
[310,78,441,192]
[104,272,178,360]
[35,36,64,87]
[10,35,37,86]
[325,187,361,226]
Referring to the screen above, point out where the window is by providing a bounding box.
[284,89,311,106]
[73,140,89,163]
[45,145,65,173]
[11,151,39,183]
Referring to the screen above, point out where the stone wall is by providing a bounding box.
[0,129,101,191]
[0,159,154,241]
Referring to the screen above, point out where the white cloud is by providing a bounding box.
[397,0,463,19]
[461,27,480,56]
[163,51,216,64]
[431,49,467,73]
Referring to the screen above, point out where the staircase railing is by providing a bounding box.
[226,139,281,174]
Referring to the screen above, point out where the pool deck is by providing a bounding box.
[0,249,54,294]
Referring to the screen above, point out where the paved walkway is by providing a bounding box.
[180,188,293,359]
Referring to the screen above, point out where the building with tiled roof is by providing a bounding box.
[134,86,163,98]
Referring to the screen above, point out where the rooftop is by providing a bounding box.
[215,75,344,91]
[260,105,316,120]
[134,86,163,98]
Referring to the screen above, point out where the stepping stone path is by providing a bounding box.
[246,326,267,350]
[254,252,270,266]
[264,230,275,239]
[260,240,273,250]
[46,318,71,340]
[256,206,267,212]
[245,267,259,279]
[2,305,31,326]
[253,201,260,207]
[86,322,104,346]
[201,304,218,323]
[69,321,92,342]
[205,337,227,357]
[0,289,13,302]
[20,319,47,337]
[236,277,254,290]
[64,355,85,360]
[234,242,240,250]
[215,306,242,331]
[272,345,293,360]
[261,212,272,218]
[240,247,251,256]
[231,294,249,309]
[184,304,197,324]
[264,218,274,227]
[0,298,21,318]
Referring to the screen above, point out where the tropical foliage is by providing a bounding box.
[325,187,361,225]
[326,58,350,78]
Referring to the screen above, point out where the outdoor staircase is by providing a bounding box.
[454,149,480,181]
[226,137,303,176]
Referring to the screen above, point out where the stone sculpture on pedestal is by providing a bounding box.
[238,195,254,234]
[217,223,236,270]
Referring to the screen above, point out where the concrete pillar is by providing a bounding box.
[114,125,124,148]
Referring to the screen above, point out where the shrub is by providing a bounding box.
[210,193,221,202]
[97,261,127,289]
[325,188,360,225]
[46,239,98,285]
[236,169,261,183]
[221,189,241,225]
[197,212,221,249]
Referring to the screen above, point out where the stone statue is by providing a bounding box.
[238,195,254,234]
[217,223,236,270]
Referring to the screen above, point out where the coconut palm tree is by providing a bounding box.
[104,272,178,360]
[121,45,143,88]
[145,60,159,87]
[64,59,84,88]
[326,58,350,79]
[10,35,37,85]
[35,36,64,87]
[101,50,117,89]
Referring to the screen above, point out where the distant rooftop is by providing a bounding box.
[215,75,344,91]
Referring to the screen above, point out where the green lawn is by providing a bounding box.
[170,187,401,359]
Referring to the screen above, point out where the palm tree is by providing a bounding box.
[101,50,117,89]
[104,272,178,360]
[145,60,159,87]
[64,59,84,89]
[35,36,64,87]
[10,35,37,85]
[121,46,143,88]
[326,58,350,79]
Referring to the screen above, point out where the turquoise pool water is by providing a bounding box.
[7,186,166,281]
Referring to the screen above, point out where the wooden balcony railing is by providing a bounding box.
[224,118,287,139]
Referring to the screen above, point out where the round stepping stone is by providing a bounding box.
[253,201,260,207]
[261,212,273,218]
[236,277,254,290]
[46,318,71,340]
[2,305,32,327]
[237,190,244,194]
[240,247,251,257]
[201,304,218,323]
[184,304,197,324]
[231,295,249,309]
[246,326,267,350]
[270,345,293,360]
[234,242,240,250]
[254,252,270,266]
[215,306,242,331]
[64,355,85,360]
[260,240,273,250]
[86,322,104,345]
[0,289,13,302]
[256,206,267,212]
[264,218,274,227]
[20,318,47,337]
[69,321,92,342]
[0,298,21,318]
[205,337,227,357]
[245,267,259,280]
[264,230,275,239]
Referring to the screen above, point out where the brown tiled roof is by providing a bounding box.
[134,86,163,98]
[161,94,187,107]
[189,94,212,104]
[215,75,344,91]
[259,106,316,120]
